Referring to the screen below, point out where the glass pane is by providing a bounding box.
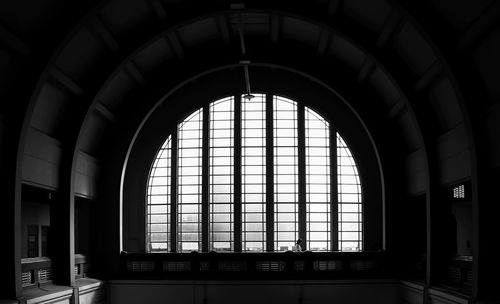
[177,109,203,252]
[209,98,234,251]
[337,134,362,251]
[242,94,266,252]
[305,107,331,251]
[146,136,172,252]
[274,96,299,250]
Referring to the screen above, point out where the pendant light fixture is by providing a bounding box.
[235,4,254,101]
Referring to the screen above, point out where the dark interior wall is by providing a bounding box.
[451,201,472,256]
[75,197,91,255]
[108,279,400,304]
[394,194,427,279]
[21,128,62,189]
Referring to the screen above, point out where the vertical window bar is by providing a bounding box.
[273,96,299,251]
[305,107,331,251]
[170,132,178,252]
[297,104,307,247]
[337,134,363,252]
[242,94,267,252]
[202,105,210,252]
[330,126,338,251]
[209,98,234,252]
[234,95,242,252]
[266,93,274,252]
[177,109,203,252]
[146,135,172,252]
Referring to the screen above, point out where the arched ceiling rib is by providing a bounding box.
[15,0,472,196]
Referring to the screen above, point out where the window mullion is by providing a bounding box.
[202,105,210,252]
[330,127,338,251]
[171,131,178,252]
[298,104,307,247]
[234,95,242,252]
[266,93,274,252]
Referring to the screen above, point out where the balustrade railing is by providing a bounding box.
[21,254,90,288]
[442,256,473,294]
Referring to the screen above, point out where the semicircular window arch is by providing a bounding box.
[146,94,362,252]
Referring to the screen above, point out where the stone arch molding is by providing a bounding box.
[17,1,471,216]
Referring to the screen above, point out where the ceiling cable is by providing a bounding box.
[235,5,254,100]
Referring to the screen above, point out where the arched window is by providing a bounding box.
[146,94,362,252]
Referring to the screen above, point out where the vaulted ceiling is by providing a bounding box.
[1,0,500,300]
[2,0,498,199]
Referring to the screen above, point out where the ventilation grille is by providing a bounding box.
[128,261,155,272]
[256,261,285,271]
[447,266,461,283]
[466,270,473,284]
[38,268,52,282]
[163,261,191,272]
[22,271,33,287]
[82,263,90,275]
[75,266,79,275]
[350,260,376,271]
[294,261,305,271]
[314,260,341,271]
[200,261,210,271]
[218,261,245,272]
[453,184,465,199]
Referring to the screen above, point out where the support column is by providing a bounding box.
[51,149,75,286]
[0,115,23,299]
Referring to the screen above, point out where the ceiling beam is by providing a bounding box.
[458,0,500,49]
[149,0,168,22]
[327,0,341,17]
[316,29,330,56]
[377,7,404,48]
[87,16,120,53]
[167,31,184,59]
[29,126,63,147]
[386,98,407,120]
[271,14,280,43]
[95,102,118,124]
[414,61,443,92]
[49,67,85,97]
[126,61,147,87]
[217,15,231,45]
[0,24,31,56]
[357,57,375,83]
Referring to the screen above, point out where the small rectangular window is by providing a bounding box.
[27,225,39,258]
[41,226,49,256]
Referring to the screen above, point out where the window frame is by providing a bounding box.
[145,93,363,253]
